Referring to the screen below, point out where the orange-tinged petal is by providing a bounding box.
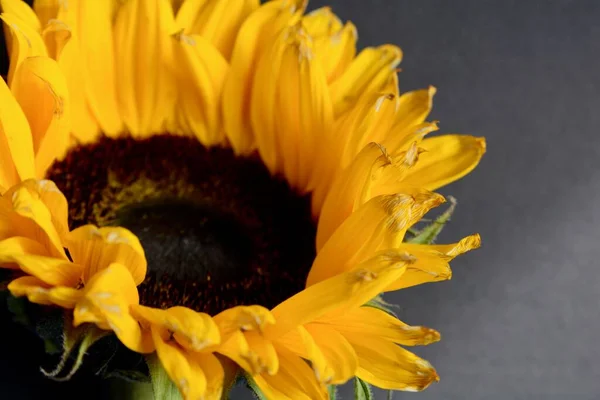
[74,263,153,353]
[59,0,123,136]
[344,332,439,391]
[214,305,275,339]
[10,56,70,178]
[304,324,357,384]
[33,0,59,28]
[401,134,486,190]
[113,0,175,136]
[131,305,220,351]
[0,236,48,267]
[67,225,146,285]
[151,325,210,399]
[194,353,225,400]
[308,191,444,286]
[0,77,35,189]
[317,307,440,346]
[222,0,301,155]
[171,33,228,146]
[245,331,279,375]
[268,250,412,338]
[5,253,80,286]
[8,275,82,308]
[330,44,402,116]
[176,0,259,60]
[252,349,327,400]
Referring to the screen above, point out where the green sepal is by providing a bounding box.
[387,389,394,400]
[245,374,268,400]
[365,295,398,317]
[328,384,338,399]
[407,196,457,245]
[145,353,183,400]
[354,377,374,400]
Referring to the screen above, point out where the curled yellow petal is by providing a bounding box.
[132,305,220,351]
[1,12,47,84]
[67,225,146,285]
[8,275,82,308]
[0,77,35,189]
[10,56,70,178]
[5,253,80,286]
[74,263,153,353]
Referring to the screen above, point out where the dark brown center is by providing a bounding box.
[46,135,316,315]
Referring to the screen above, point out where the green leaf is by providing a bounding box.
[145,353,183,400]
[354,377,374,400]
[407,196,457,245]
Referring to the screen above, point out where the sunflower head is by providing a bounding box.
[0,0,484,398]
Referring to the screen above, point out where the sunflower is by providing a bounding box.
[0,0,485,399]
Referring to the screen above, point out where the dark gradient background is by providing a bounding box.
[2,1,600,399]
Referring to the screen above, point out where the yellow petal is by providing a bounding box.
[1,12,47,85]
[67,225,146,285]
[307,191,444,286]
[317,307,440,346]
[74,263,153,353]
[131,305,220,351]
[0,236,48,267]
[268,250,412,338]
[245,331,279,375]
[344,332,439,391]
[0,76,35,188]
[303,7,357,82]
[59,0,123,136]
[214,305,275,339]
[252,349,327,400]
[384,234,481,291]
[5,253,80,286]
[4,181,68,259]
[251,23,333,192]
[10,56,70,178]
[401,134,486,190]
[8,275,82,308]
[330,44,402,116]
[151,325,210,399]
[33,0,59,28]
[113,0,175,136]
[221,0,301,155]
[0,0,41,32]
[194,353,225,400]
[176,0,259,60]
[303,324,357,384]
[172,33,228,146]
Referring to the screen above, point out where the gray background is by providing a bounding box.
[2,0,600,399]
[308,0,600,399]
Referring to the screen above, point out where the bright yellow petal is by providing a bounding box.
[5,253,80,286]
[113,0,175,136]
[307,191,444,286]
[317,307,440,346]
[10,56,70,178]
[384,234,481,291]
[151,325,210,399]
[176,0,259,60]
[268,250,412,338]
[0,236,49,266]
[8,275,82,308]
[0,76,35,189]
[59,0,123,136]
[344,332,439,391]
[245,331,279,375]
[0,0,41,32]
[193,353,225,400]
[131,305,220,352]
[73,263,153,353]
[33,0,59,28]
[67,225,146,285]
[303,7,357,82]
[221,0,301,155]
[172,33,228,146]
[1,12,47,85]
[214,305,275,339]
[252,349,327,400]
[329,44,402,116]
[401,134,486,190]
[251,23,333,192]
[304,324,357,384]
